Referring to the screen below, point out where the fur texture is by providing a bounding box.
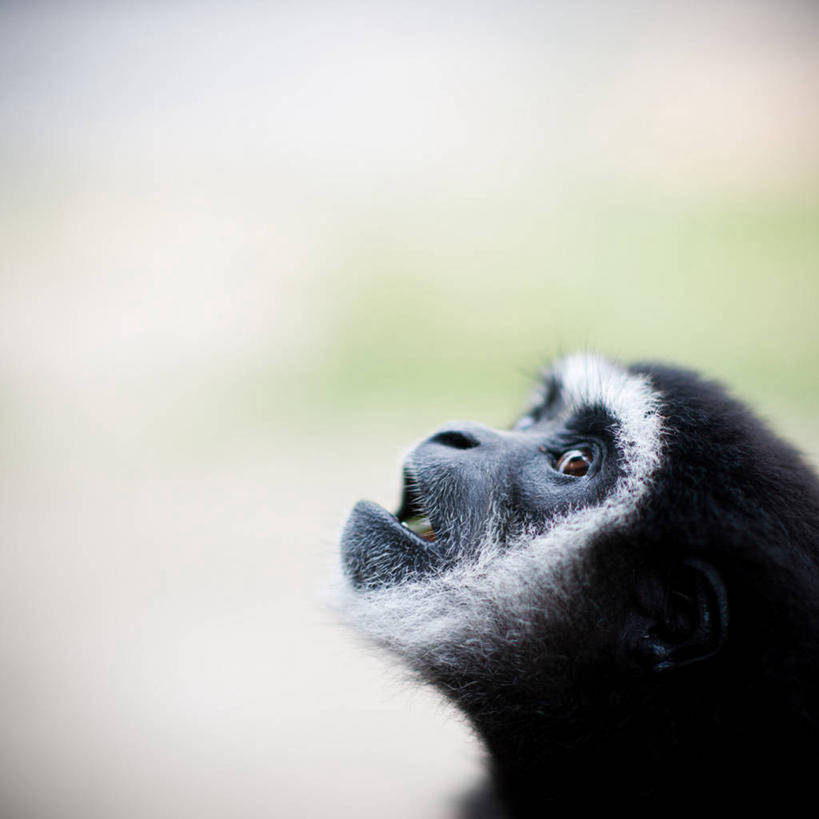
[336,354,819,814]
[336,355,663,678]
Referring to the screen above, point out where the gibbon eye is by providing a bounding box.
[556,448,593,477]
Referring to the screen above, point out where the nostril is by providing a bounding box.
[430,430,480,450]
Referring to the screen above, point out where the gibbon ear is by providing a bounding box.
[624,559,730,674]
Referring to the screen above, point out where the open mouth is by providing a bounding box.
[340,465,443,589]
[395,467,437,542]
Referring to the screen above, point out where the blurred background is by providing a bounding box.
[1,1,817,817]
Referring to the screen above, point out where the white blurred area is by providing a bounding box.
[1,2,817,817]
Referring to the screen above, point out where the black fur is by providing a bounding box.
[340,359,819,815]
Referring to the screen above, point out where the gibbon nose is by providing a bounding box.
[426,422,499,450]
[428,429,480,450]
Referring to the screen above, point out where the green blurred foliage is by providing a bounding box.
[120,186,818,468]
[248,188,818,434]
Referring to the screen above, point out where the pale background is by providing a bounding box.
[1,1,818,817]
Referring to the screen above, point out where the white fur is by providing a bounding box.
[334,353,664,674]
